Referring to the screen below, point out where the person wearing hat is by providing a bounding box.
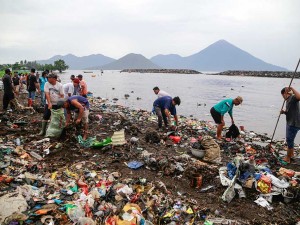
[62,95,90,140]
[2,69,15,110]
[38,73,64,136]
[280,86,300,163]
[210,96,243,140]
[77,74,88,98]
[153,96,181,129]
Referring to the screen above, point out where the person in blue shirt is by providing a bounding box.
[39,71,48,107]
[153,96,181,129]
[210,96,243,139]
[62,95,90,140]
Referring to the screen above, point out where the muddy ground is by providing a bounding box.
[0,90,299,225]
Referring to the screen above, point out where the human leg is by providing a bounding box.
[161,109,168,127]
[41,91,46,106]
[154,106,163,128]
[3,93,10,110]
[82,110,89,140]
[216,124,224,139]
[210,107,223,139]
[28,92,33,107]
[284,125,300,163]
[39,105,51,136]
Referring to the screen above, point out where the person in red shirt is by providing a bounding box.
[77,74,88,98]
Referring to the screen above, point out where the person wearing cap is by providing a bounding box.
[63,78,80,98]
[27,68,40,107]
[153,96,181,129]
[2,69,15,110]
[62,95,90,140]
[210,96,243,140]
[280,87,300,163]
[77,74,88,98]
[39,71,48,107]
[38,73,64,136]
[153,86,171,98]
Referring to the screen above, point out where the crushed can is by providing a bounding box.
[190,175,203,188]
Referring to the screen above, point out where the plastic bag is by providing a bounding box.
[226,124,240,139]
[46,109,65,138]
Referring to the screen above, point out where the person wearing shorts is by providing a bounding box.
[27,68,40,106]
[210,96,243,140]
[63,95,90,140]
[38,73,64,136]
[280,86,300,163]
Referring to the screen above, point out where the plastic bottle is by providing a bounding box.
[15,138,21,146]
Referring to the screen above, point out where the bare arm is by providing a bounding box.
[174,115,179,126]
[290,87,300,101]
[45,92,52,109]
[71,100,84,123]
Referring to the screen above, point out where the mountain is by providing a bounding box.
[96,53,161,70]
[151,40,287,71]
[37,54,115,70]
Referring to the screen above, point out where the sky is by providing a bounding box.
[0,0,299,70]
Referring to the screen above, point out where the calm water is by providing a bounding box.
[59,70,299,143]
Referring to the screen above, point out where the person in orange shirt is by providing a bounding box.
[77,74,88,98]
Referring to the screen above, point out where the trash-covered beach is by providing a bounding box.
[0,92,299,225]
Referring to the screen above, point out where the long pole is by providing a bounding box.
[270,58,300,152]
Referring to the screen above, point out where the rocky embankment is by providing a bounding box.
[120,69,201,74]
[212,70,300,78]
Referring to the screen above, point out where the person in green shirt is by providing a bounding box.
[210,96,243,140]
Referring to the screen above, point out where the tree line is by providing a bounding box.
[0,59,69,73]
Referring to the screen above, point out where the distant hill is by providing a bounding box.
[37,54,115,70]
[151,40,287,71]
[95,53,161,70]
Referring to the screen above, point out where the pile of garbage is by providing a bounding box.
[0,97,300,224]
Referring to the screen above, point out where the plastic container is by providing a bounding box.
[169,136,181,144]
[15,138,21,146]
[191,149,206,158]
[91,138,112,148]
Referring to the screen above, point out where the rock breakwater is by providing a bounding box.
[213,70,300,78]
[120,69,202,74]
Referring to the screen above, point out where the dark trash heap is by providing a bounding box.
[0,97,300,225]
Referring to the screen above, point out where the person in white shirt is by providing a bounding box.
[63,78,80,98]
[153,86,171,98]
[38,73,64,136]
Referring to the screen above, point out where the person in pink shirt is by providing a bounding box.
[77,74,88,98]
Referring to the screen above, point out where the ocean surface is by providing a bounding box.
[60,70,300,143]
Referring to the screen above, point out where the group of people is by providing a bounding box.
[152,86,299,164]
[2,69,299,163]
[2,68,90,140]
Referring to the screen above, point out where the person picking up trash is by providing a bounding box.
[62,95,90,140]
[39,73,64,136]
[210,96,243,140]
[280,86,300,163]
[153,96,180,130]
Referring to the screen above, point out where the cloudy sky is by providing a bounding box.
[0,0,299,70]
